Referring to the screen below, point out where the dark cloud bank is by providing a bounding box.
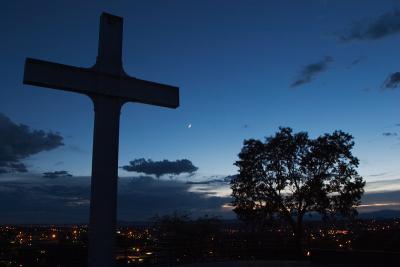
[0,173,398,224]
[340,9,400,42]
[121,158,198,177]
[0,113,63,174]
[0,175,231,224]
[291,56,333,87]
[118,176,229,221]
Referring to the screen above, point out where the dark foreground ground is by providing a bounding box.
[176,249,400,267]
[179,261,381,267]
[1,219,399,266]
[180,262,329,267]
[179,259,395,267]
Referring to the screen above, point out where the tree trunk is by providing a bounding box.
[294,228,303,259]
[293,217,304,259]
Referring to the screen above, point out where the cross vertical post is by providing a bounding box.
[88,96,122,267]
[87,14,125,267]
[95,13,123,75]
[22,12,179,267]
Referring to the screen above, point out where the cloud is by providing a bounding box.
[340,9,400,42]
[382,72,400,90]
[186,175,235,198]
[290,56,333,87]
[0,113,63,174]
[365,178,400,192]
[118,176,230,220]
[121,158,198,177]
[0,174,399,223]
[0,175,231,224]
[348,57,363,69]
[0,162,27,174]
[350,58,362,66]
[186,179,223,185]
[66,145,87,154]
[359,190,400,212]
[382,132,398,137]
[185,175,235,185]
[0,175,90,224]
[367,172,389,177]
[43,170,73,179]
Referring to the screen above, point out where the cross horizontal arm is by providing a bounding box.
[23,58,179,108]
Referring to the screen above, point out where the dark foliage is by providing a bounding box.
[231,127,365,253]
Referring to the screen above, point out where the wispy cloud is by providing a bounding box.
[382,72,400,90]
[358,202,400,208]
[348,57,363,69]
[290,56,333,87]
[66,145,87,154]
[382,132,398,137]
[367,172,390,177]
[359,190,400,212]
[350,58,362,66]
[186,175,234,185]
[340,9,400,42]
[364,178,400,192]
[43,170,73,179]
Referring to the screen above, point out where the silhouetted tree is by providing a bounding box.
[231,127,365,256]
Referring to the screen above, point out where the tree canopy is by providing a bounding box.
[231,127,365,251]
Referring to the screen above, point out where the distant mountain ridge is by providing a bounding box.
[358,209,400,219]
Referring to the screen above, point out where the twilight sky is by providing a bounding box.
[1,0,400,222]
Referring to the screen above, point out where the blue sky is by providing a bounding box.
[1,0,400,222]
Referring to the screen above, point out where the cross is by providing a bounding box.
[23,13,179,267]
